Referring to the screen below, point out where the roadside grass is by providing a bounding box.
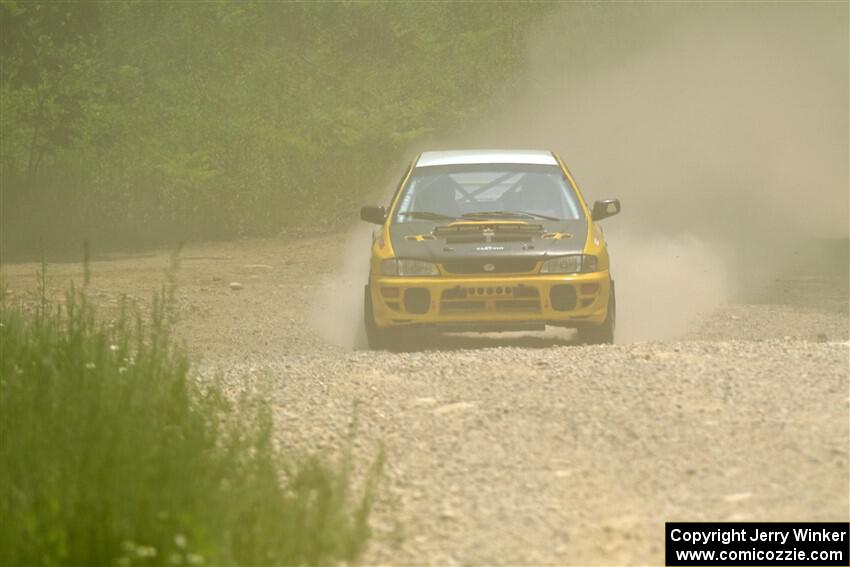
[0,273,383,566]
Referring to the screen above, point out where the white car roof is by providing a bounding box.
[416,149,558,168]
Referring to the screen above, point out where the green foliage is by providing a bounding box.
[0,2,552,255]
[0,281,382,565]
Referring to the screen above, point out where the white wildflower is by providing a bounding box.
[135,545,157,559]
[85,362,96,370]
[174,534,187,549]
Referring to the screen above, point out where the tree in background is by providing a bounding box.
[1,2,550,255]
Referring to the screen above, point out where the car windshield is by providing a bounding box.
[393,164,583,223]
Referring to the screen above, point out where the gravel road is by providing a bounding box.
[4,234,848,565]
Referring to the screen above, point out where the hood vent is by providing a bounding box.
[444,234,532,244]
[434,222,543,245]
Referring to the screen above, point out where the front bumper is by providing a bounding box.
[369,271,611,329]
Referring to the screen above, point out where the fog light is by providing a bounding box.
[404,288,430,314]
[551,285,577,311]
[381,287,400,298]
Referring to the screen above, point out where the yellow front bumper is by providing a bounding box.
[369,271,611,329]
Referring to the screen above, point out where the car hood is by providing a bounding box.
[388,219,588,264]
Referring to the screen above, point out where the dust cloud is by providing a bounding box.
[308,162,414,349]
[311,3,848,346]
[459,3,848,342]
[308,223,372,349]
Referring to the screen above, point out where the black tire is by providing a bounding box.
[578,284,615,345]
[364,285,399,351]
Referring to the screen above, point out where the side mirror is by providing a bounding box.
[591,199,621,221]
[360,205,386,225]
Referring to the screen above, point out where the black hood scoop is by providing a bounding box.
[389,219,589,270]
[434,222,543,245]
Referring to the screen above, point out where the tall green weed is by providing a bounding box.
[0,277,382,565]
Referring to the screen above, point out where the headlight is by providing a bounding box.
[539,254,598,274]
[381,258,439,276]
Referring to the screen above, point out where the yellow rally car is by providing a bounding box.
[360,149,620,350]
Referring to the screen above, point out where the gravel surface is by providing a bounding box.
[4,235,848,565]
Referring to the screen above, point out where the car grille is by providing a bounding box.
[440,300,487,314]
[439,286,540,314]
[495,300,539,312]
[440,258,538,275]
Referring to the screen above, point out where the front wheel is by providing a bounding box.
[578,285,615,345]
[364,285,396,350]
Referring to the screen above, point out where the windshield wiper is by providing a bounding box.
[462,210,560,222]
[399,211,460,221]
